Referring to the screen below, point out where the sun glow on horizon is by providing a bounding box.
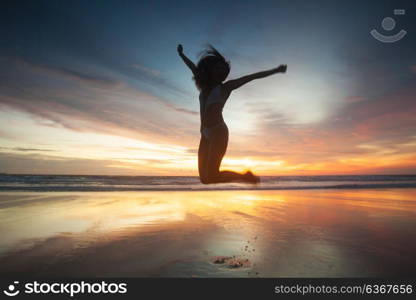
[1,107,415,176]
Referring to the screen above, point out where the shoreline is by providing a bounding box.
[1,184,416,192]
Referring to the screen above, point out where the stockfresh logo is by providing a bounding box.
[3,281,20,297]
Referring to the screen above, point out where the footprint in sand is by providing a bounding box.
[211,235,259,270]
[211,256,251,268]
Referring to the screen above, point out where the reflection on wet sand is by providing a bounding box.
[0,189,415,277]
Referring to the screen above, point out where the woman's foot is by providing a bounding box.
[243,171,260,184]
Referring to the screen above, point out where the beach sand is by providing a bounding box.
[0,189,415,277]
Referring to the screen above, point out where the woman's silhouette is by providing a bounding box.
[178,44,287,184]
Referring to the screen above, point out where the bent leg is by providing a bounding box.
[205,126,256,183]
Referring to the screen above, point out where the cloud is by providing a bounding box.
[228,82,416,171]
[343,96,367,103]
[0,58,200,147]
[163,102,198,115]
[339,85,416,140]
[131,64,161,77]
[0,147,55,152]
[1,55,415,175]
[0,152,171,175]
[13,57,125,90]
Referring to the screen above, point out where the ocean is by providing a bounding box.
[0,174,415,191]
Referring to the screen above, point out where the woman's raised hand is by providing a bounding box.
[177,44,183,54]
[275,64,287,73]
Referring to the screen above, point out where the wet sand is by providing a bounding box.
[0,189,415,277]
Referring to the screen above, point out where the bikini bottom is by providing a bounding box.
[201,121,228,140]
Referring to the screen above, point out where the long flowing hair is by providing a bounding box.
[193,44,230,92]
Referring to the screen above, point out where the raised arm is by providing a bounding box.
[177,44,197,76]
[223,64,287,92]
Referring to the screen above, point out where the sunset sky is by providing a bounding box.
[1,0,415,175]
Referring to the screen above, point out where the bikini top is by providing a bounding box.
[199,84,227,125]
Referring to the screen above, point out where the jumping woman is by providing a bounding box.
[177,44,287,184]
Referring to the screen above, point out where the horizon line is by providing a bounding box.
[1,173,416,177]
